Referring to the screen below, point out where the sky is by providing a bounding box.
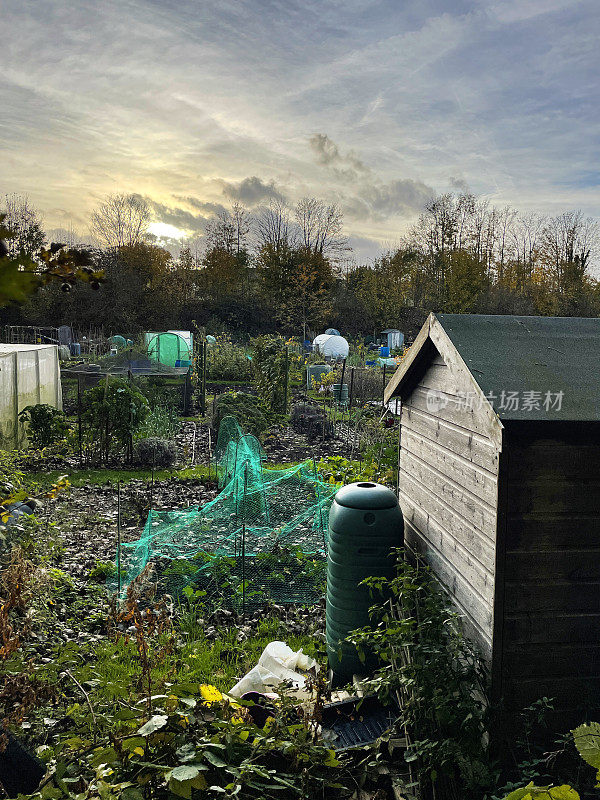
[2,0,599,262]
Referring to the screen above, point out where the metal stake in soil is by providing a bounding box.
[117,480,122,594]
[242,462,248,616]
[77,374,83,466]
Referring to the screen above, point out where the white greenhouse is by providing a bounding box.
[0,344,62,449]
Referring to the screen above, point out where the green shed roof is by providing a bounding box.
[436,314,600,422]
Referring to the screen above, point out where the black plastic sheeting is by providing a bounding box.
[321,695,399,751]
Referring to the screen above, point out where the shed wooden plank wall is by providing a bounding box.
[399,352,501,659]
[500,422,600,723]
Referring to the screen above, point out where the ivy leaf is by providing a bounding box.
[137,714,168,736]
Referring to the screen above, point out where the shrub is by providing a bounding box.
[135,437,177,468]
[290,403,334,440]
[251,335,289,413]
[18,404,69,450]
[212,391,272,437]
[82,378,149,462]
[206,336,253,382]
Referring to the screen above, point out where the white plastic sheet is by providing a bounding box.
[228,641,319,699]
[0,344,61,449]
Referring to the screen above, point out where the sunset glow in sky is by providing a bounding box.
[2,0,599,260]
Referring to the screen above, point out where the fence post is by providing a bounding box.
[201,341,207,417]
[283,346,289,412]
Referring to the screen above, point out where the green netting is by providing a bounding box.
[114,416,337,609]
[147,332,191,367]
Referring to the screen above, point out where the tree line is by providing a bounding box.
[1,191,599,339]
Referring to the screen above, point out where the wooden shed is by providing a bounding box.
[384,312,600,730]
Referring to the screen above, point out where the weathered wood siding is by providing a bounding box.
[399,352,501,659]
[500,422,600,722]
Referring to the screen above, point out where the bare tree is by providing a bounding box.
[254,199,295,251]
[90,193,150,247]
[231,202,251,254]
[492,206,518,281]
[542,210,599,297]
[1,194,45,258]
[510,212,545,289]
[294,197,348,259]
[205,210,236,253]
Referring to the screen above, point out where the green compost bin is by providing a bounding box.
[326,482,403,678]
[332,383,349,404]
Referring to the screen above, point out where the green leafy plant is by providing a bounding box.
[206,336,253,382]
[251,336,289,414]
[350,551,493,799]
[18,403,69,450]
[212,391,273,437]
[317,454,395,487]
[81,378,150,463]
[0,450,27,516]
[136,403,180,440]
[88,561,117,582]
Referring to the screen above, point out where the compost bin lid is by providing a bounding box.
[334,482,398,510]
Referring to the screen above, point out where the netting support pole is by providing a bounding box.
[234,440,240,516]
[242,462,248,617]
[77,374,83,467]
[313,457,327,554]
[117,480,122,595]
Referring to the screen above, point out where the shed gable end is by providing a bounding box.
[398,345,502,659]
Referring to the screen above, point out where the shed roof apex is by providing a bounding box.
[385,313,600,422]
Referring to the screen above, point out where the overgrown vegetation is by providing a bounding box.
[212,392,275,438]
[18,404,70,451]
[81,379,150,463]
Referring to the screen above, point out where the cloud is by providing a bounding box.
[175,196,229,217]
[220,176,286,206]
[2,0,599,249]
[449,176,471,194]
[145,199,210,234]
[309,134,433,221]
[309,134,369,180]
[343,178,433,222]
